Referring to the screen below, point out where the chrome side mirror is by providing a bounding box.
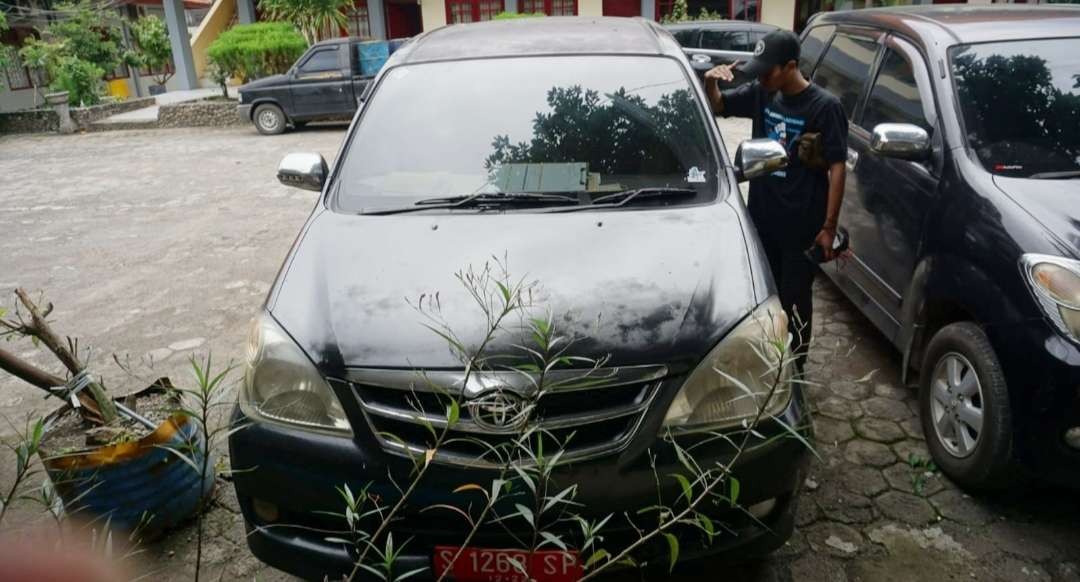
[735,138,788,182]
[277,152,328,191]
[870,123,931,160]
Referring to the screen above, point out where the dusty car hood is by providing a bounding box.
[240,74,289,91]
[270,203,760,373]
[994,176,1080,258]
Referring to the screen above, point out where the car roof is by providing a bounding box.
[811,5,1080,45]
[392,17,683,64]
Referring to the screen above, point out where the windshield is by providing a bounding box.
[950,38,1080,178]
[332,56,719,213]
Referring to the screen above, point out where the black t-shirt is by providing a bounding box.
[721,81,847,247]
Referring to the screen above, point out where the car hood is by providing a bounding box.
[240,74,289,92]
[993,176,1080,258]
[270,203,760,373]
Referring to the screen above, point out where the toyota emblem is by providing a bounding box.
[466,389,530,433]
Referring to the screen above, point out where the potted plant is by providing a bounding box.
[128,16,173,96]
[0,289,214,540]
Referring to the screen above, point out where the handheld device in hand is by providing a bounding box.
[806,227,849,263]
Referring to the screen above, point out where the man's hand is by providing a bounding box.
[705,61,740,84]
[814,228,836,262]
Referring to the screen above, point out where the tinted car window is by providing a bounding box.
[812,34,878,119]
[701,30,751,52]
[951,37,1080,178]
[861,48,930,133]
[799,25,835,78]
[299,48,340,73]
[671,29,698,47]
[334,56,719,212]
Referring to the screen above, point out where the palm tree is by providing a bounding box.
[259,0,354,45]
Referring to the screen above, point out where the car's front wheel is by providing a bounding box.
[919,322,1016,490]
[253,103,286,135]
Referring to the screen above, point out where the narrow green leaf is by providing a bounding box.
[698,514,716,540]
[664,533,680,572]
[496,281,512,304]
[447,399,460,426]
[514,503,534,526]
[584,549,609,569]
[396,567,430,581]
[540,531,568,551]
[729,477,740,508]
[541,485,576,514]
[669,473,693,504]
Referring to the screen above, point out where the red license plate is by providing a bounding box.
[433,546,582,582]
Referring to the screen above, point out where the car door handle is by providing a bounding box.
[846,148,859,172]
[691,54,712,64]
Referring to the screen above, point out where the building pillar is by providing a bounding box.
[641,0,655,20]
[579,0,602,15]
[505,0,518,13]
[421,0,447,31]
[236,0,257,24]
[369,0,387,38]
[760,0,795,30]
[163,0,198,89]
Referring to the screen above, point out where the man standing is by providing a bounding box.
[705,30,847,367]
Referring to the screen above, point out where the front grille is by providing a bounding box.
[343,366,668,467]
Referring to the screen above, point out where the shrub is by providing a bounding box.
[493,11,546,19]
[207,22,308,82]
[51,56,104,106]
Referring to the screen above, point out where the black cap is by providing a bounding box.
[737,30,801,77]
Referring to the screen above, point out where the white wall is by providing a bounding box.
[761,0,795,30]
[0,87,43,113]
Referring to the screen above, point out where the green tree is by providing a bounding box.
[485,85,709,178]
[128,16,173,86]
[41,1,123,75]
[0,12,11,89]
[258,0,353,45]
[18,38,63,105]
[51,55,104,106]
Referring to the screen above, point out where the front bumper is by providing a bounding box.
[237,103,252,123]
[228,389,810,580]
[986,318,1080,486]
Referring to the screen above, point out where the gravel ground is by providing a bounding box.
[1,122,1077,582]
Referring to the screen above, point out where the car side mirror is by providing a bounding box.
[277,152,328,191]
[734,138,789,182]
[870,123,931,161]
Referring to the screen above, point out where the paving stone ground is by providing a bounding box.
[1,124,1078,581]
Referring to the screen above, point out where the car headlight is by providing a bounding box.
[662,296,793,432]
[239,313,351,433]
[1021,254,1080,340]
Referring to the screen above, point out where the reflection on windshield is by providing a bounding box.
[951,38,1080,178]
[333,56,718,213]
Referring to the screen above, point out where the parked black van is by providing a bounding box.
[229,17,809,581]
[798,6,1080,489]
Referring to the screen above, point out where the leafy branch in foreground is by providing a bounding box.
[313,260,816,581]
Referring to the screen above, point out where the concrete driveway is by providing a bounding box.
[0,125,1077,582]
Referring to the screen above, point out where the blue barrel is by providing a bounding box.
[42,411,214,540]
[358,40,390,77]
[388,38,410,55]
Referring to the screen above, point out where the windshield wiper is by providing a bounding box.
[1028,170,1080,179]
[543,187,697,213]
[360,192,579,215]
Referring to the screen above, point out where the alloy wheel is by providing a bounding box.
[929,352,985,458]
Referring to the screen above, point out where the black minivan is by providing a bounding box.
[798,6,1080,490]
[229,16,808,581]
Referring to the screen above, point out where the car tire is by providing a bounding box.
[919,322,1016,490]
[253,104,286,135]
